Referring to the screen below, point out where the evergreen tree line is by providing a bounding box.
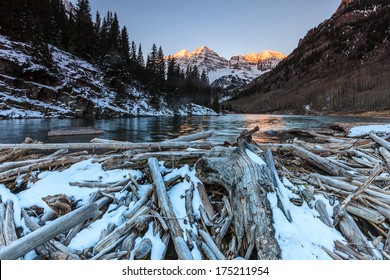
[0,0,215,109]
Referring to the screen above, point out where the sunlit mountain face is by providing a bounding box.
[165,46,286,94]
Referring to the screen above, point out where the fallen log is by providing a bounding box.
[148,158,194,260]
[3,201,18,246]
[370,133,390,152]
[199,229,225,260]
[164,130,214,143]
[279,144,353,178]
[195,127,281,260]
[0,141,218,151]
[48,127,104,137]
[0,155,92,182]
[0,202,100,260]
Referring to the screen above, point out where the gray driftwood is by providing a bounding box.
[148,158,194,260]
[0,141,217,151]
[195,127,281,260]
[0,202,100,260]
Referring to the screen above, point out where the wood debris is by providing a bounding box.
[0,127,389,260]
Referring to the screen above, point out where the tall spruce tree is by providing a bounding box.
[146,43,158,93]
[120,26,131,82]
[137,44,145,67]
[71,0,96,60]
[156,46,166,90]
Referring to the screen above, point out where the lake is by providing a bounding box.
[0,114,389,144]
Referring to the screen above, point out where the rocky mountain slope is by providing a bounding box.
[228,0,390,114]
[167,46,286,93]
[0,35,215,119]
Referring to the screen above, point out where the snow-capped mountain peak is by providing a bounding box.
[166,46,286,95]
[172,49,192,59]
[192,45,215,55]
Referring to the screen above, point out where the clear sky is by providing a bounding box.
[72,0,341,58]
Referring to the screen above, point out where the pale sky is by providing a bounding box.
[72,0,341,58]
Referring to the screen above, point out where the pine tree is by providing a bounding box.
[200,70,210,86]
[156,46,166,90]
[97,13,110,63]
[166,56,176,93]
[30,20,55,71]
[129,41,138,78]
[120,26,131,82]
[71,0,96,60]
[130,41,137,63]
[109,13,120,51]
[146,43,158,93]
[137,44,145,68]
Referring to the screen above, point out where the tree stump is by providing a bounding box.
[195,127,281,260]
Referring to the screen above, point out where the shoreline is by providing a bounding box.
[325,110,390,119]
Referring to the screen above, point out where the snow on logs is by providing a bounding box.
[0,128,390,260]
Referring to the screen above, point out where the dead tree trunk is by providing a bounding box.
[195,127,281,260]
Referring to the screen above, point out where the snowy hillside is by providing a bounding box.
[0,35,215,119]
[167,46,286,91]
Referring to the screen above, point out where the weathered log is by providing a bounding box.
[48,127,104,137]
[0,149,68,173]
[22,210,80,260]
[120,232,137,259]
[334,240,370,260]
[200,242,217,260]
[124,186,154,219]
[165,130,214,143]
[131,151,208,162]
[134,238,152,260]
[346,204,386,224]
[385,229,390,254]
[185,183,195,225]
[315,200,333,227]
[379,147,390,168]
[0,141,218,151]
[198,229,225,260]
[195,127,281,260]
[279,144,352,178]
[334,205,378,259]
[160,232,171,260]
[148,158,194,260]
[0,202,6,248]
[91,234,129,260]
[265,149,293,223]
[94,207,149,254]
[0,202,100,260]
[0,155,91,182]
[322,246,343,260]
[196,182,215,221]
[370,133,390,151]
[334,163,382,226]
[3,201,18,246]
[313,174,390,204]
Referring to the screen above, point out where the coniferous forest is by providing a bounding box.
[0,0,215,111]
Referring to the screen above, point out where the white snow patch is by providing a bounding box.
[348,124,390,137]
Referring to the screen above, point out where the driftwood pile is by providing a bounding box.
[0,126,389,260]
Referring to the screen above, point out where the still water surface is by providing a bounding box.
[0,114,389,144]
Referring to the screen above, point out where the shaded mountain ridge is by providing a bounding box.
[229,0,390,114]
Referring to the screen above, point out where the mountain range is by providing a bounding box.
[228,0,390,115]
[166,46,286,92]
